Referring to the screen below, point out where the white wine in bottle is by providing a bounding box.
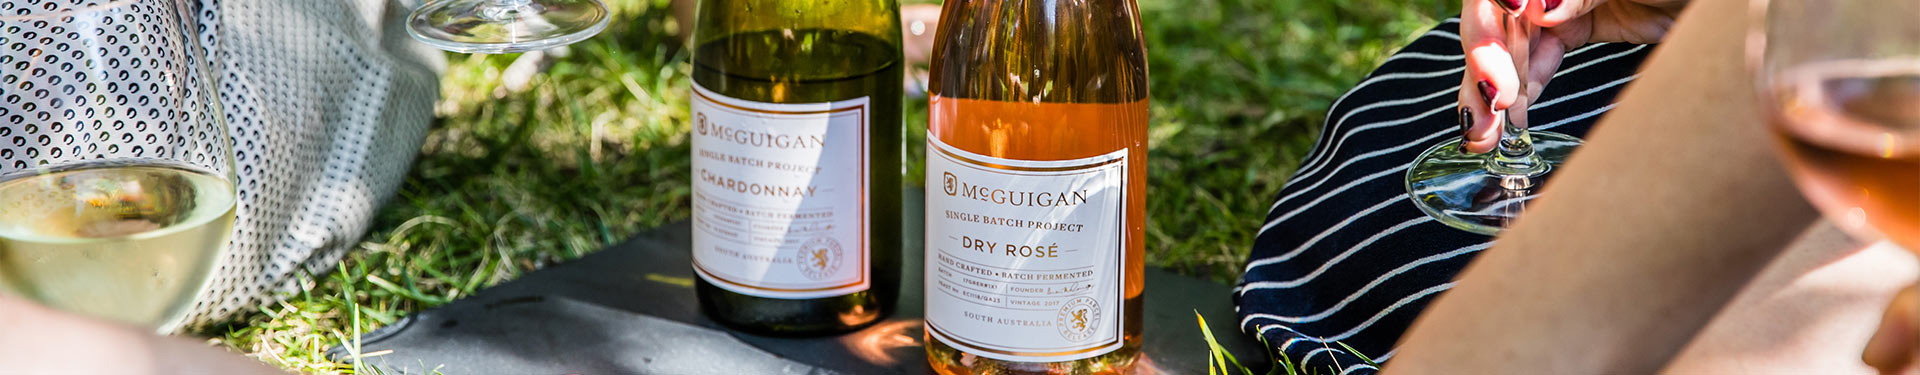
[923,0,1149,373]
[688,0,904,335]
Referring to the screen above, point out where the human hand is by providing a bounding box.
[1867,283,1920,375]
[0,295,283,375]
[1458,0,1688,153]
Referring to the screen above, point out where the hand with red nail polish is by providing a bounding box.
[1456,0,1688,154]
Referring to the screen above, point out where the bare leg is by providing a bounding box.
[1666,223,1917,374]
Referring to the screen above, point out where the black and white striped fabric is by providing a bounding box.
[1233,19,1652,373]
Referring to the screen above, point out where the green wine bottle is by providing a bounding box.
[689,0,903,336]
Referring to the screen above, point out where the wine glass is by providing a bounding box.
[1405,1,1583,235]
[1753,0,1920,251]
[0,0,238,333]
[408,0,612,53]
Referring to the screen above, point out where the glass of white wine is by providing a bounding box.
[1753,0,1920,252]
[0,0,238,333]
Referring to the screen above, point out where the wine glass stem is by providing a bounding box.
[1489,109,1543,176]
[1486,12,1546,186]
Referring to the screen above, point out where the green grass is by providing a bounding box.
[206,0,1458,372]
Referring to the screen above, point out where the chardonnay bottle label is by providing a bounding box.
[923,135,1128,362]
[690,83,871,299]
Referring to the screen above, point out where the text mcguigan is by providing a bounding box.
[944,172,1090,207]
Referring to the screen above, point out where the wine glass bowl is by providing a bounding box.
[1754,0,1920,252]
[0,0,237,333]
[407,0,612,54]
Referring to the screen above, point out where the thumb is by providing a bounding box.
[1866,283,1920,374]
[1526,28,1570,101]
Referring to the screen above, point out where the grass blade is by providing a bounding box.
[1195,311,1256,375]
[1335,341,1380,368]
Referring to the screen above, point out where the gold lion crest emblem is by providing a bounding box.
[794,236,843,281]
[1056,296,1102,342]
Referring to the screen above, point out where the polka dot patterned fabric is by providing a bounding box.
[0,0,228,175]
[182,0,443,327]
[1,0,443,329]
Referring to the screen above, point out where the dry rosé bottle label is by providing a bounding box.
[923,134,1128,362]
[690,83,870,299]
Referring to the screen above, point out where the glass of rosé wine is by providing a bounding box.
[1752,0,1920,251]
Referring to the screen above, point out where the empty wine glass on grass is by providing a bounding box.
[1405,1,1582,235]
[1754,0,1920,251]
[0,0,238,333]
[408,0,612,53]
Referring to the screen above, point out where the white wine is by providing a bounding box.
[0,164,237,330]
[688,0,904,335]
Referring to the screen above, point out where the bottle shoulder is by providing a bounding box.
[691,0,903,48]
[928,0,1148,103]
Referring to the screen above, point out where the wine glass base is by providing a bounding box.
[407,0,612,54]
[1405,131,1583,235]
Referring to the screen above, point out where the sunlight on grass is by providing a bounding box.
[208,0,1458,372]
[1197,312,1258,375]
[1199,311,1376,375]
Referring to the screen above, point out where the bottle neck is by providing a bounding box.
[692,0,902,47]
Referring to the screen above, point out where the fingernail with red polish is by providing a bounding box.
[1494,0,1523,13]
[1458,107,1474,133]
[1544,0,1562,11]
[1478,80,1496,105]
